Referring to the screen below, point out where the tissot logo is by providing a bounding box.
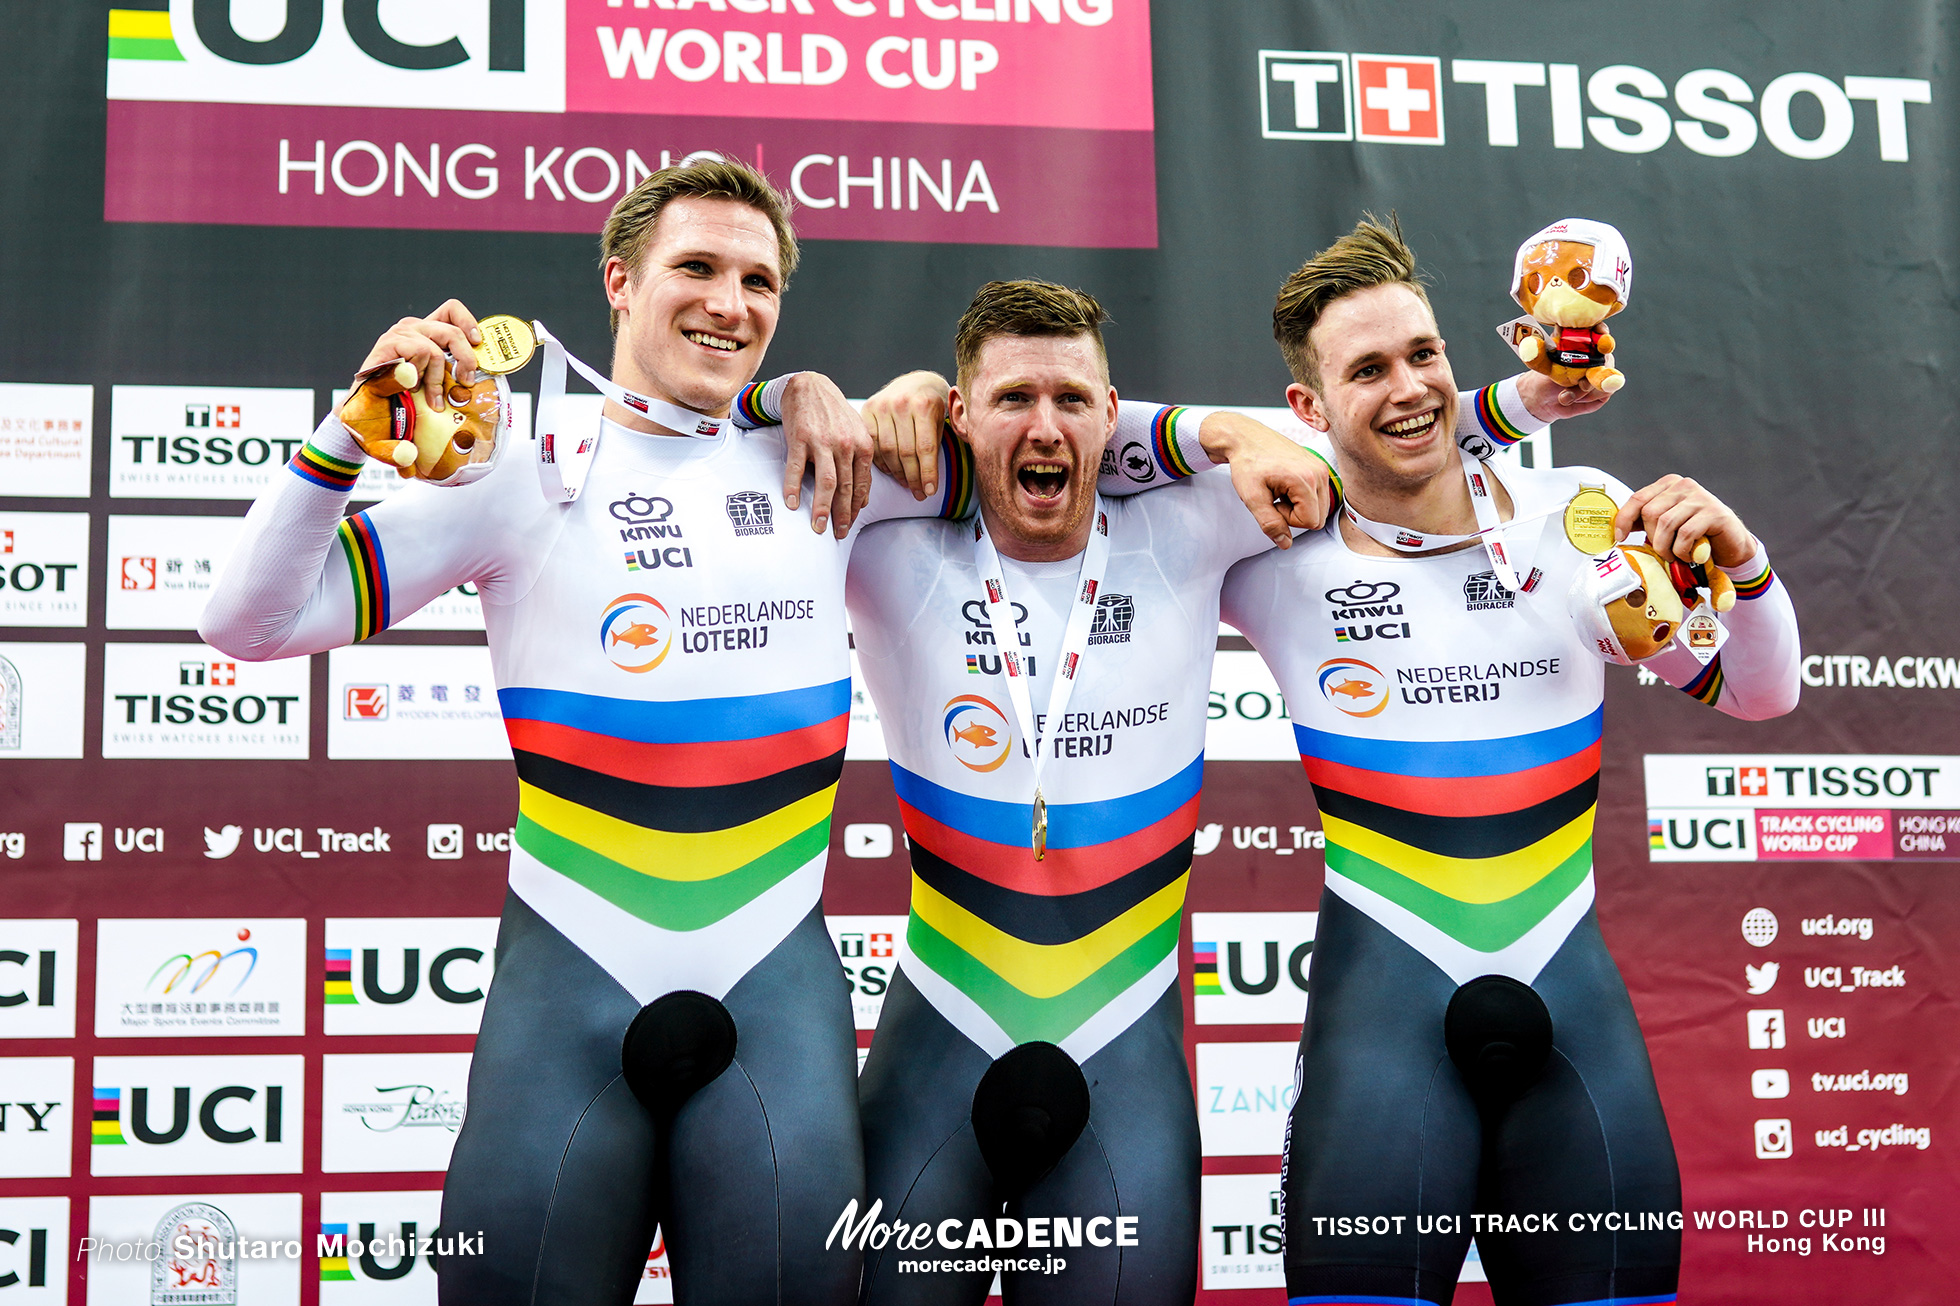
[1259,50,1933,164]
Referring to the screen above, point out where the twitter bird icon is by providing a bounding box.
[204,825,243,859]
[1745,961,1779,995]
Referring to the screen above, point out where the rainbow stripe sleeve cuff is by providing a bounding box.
[1722,550,1776,601]
[289,427,367,492]
[1147,405,1214,480]
[336,510,391,642]
[1465,377,1546,449]
[935,431,977,520]
[732,374,793,428]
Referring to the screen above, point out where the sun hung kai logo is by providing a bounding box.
[600,593,673,673]
[1317,658,1389,718]
[943,695,1012,773]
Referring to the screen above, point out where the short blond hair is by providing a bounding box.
[953,279,1110,389]
[1272,213,1433,391]
[600,158,799,334]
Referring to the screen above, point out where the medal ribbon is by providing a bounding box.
[531,320,737,503]
[971,498,1112,859]
[1339,449,1539,592]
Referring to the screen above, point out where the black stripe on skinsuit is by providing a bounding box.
[907,835,1193,948]
[511,749,844,834]
[1309,773,1599,860]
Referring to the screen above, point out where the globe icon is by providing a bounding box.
[1741,908,1779,948]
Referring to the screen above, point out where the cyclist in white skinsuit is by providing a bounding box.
[199,166,1319,1306]
[1219,218,1799,1306]
[841,280,1573,1306]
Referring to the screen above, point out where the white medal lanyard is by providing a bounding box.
[972,499,1112,859]
[1341,447,1552,593]
[531,320,738,504]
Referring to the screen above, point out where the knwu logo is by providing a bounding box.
[1260,50,1932,163]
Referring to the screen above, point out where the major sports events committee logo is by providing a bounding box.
[1317,658,1389,718]
[1259,53,1444,144]
[600,593,673,673]
[943,695,1012,773]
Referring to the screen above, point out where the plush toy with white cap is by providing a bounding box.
[1497,217,1632,394]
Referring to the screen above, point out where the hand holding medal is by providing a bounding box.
[339,308,536,487]
[1567,478,1746,665]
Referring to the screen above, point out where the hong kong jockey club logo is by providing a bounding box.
[600,593,674,673]
[1317,657,1389,718]
[943,695,1012,772]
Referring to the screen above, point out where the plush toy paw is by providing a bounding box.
[1588,366,1625,393]
[340,359,503,486]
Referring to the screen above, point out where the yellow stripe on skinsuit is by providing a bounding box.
[109,10,173,38]
[908,870,1189,1000]
[1318,805,1596,905]
[517,780,838,883]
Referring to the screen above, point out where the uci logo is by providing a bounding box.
[600,593,673,673]
[185,0,528,71]
[1316,657,1389,718]
[943,695,1012,773]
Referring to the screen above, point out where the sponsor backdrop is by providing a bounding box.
[2,2,1956,1303]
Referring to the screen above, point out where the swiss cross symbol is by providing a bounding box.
[208,661,237,686]
[0,530,12,554]
[869,932,894,958]
[1740,766,1769,797]
[215,405,241,428]
[1353,55,1445,145]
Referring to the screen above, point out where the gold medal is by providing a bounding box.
[1564,483,1618,556]
[1033,786,1048,861]
[473,315,537,375]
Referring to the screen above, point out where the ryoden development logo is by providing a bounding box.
[1316,658,1389,718]
[944,695,1012,772]
[600,593,673,672]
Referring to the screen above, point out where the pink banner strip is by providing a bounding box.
[105,100,1157,249]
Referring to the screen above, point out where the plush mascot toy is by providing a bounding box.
[1498,218,1632,394]
[337,314,534,487]
[1571,539,1737,665]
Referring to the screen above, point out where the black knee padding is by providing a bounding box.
[621,990,738,1121]
[970,1041,1092,1200]
[1444,975,1553,1108]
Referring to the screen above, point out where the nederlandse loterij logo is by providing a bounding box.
[943,695,1012,772]
[600,593,673,673]
[1316,658,1388,718]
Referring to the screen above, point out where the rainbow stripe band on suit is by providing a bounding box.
[1150,406,1199,479]
[1679,655,1725,707]
[500,681,849,933]
[291,440,365,491]
[1470,383,1534,448]
[1731,560,1775,601]
[336,511,390,641]
[1296,709,1602,955]
[892,756,1204,1046]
